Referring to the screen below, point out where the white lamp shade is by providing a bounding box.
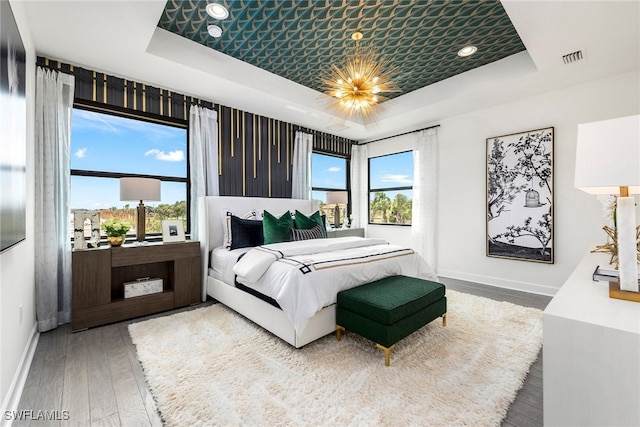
[575,114,640,194]
[326,191,348,205]
[120,177,161,202]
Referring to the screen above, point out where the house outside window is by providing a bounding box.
[70,105,188,240]
[311,153,349,226]
[368,151,413,225]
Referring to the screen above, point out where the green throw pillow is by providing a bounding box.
[294,210,327,238]
[263,210,293,244]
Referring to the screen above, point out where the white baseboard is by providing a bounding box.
[1,323,39,427]
[437,269,559,297]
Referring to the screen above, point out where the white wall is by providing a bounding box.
[367,70,640,295]
[0,0,37,413]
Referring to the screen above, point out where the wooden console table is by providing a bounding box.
[72,241,201,331]
[543,252,640,426]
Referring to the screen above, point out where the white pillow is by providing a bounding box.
[220,208,262,249]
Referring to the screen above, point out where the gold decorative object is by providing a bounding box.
[323,32,399,124]
[591,225,640,269]
[107,235,125,247]
[609,281,640,303]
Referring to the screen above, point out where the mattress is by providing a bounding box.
[209,246,250,286]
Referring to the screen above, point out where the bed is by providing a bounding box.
[198,195,437,348]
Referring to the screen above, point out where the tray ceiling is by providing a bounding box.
[158,0,526,100]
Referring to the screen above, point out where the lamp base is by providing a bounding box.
[609,281,640,303]
[136,201,146,242]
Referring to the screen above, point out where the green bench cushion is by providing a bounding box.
[336,297,447,348]
[337,275,446,325]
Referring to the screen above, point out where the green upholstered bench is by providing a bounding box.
[336,275,447,366]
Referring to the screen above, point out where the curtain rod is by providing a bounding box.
[358,124,440,145]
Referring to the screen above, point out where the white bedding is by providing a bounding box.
[233,237,438,333]
[210,246,251,285]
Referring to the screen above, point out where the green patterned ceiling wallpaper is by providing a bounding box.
[158,0,525,100]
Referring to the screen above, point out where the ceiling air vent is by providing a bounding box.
[562,50,584,65]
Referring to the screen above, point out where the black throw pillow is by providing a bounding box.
[229,215,264,249]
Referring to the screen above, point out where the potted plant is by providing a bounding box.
[101,218,131,246]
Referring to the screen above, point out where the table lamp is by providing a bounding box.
[120,177,161,242]
[326,191,348,228]
[575,114,640,301]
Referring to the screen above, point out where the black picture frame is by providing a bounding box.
[486,127,554,263]
[0,1,27,252]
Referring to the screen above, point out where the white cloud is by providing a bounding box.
[145,149,185,162]
[380,174,412,185]
[74,148,87,158]
[327,166,341,172]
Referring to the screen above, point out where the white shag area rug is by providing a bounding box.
[128,290,542,426]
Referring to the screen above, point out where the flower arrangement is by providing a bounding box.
[101,218,131,237]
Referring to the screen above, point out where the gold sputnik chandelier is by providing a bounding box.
[323,31,399,123]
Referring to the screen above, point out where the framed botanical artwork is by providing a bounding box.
[486,127,554,263]
[162,220,186,243]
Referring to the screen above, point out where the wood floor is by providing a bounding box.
[15,279,551,427]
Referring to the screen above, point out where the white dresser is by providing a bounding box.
[543,252,640,426]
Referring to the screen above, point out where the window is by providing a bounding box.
[368,151,413,225]
[70,105,188,239]
[311,153,348,225]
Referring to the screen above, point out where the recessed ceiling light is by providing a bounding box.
[457,45,478,57]
[207,25,223,38]
[206,3,229,20]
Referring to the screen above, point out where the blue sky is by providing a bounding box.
[369,151,414,190]
[311,153,346,189]
[69,109,187,210]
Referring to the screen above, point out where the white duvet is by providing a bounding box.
[233,237,438,333]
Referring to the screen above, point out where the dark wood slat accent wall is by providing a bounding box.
[37,57,356,198]
[38,57,214,121]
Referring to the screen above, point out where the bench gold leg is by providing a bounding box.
[336,325,345,341]
[375,343,395,367]
[442,313,447,326]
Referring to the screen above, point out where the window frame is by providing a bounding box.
[368,150,414,226]
[70,101,190,239]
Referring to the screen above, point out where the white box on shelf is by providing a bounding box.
[124,277,163,298]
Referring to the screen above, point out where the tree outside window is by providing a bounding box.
[369,151,413,225]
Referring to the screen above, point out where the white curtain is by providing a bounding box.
[412,128,438,270]
[34,67,75,332]
[350,144,368,230]
[189,105,219,242]
[291,131,313,199]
